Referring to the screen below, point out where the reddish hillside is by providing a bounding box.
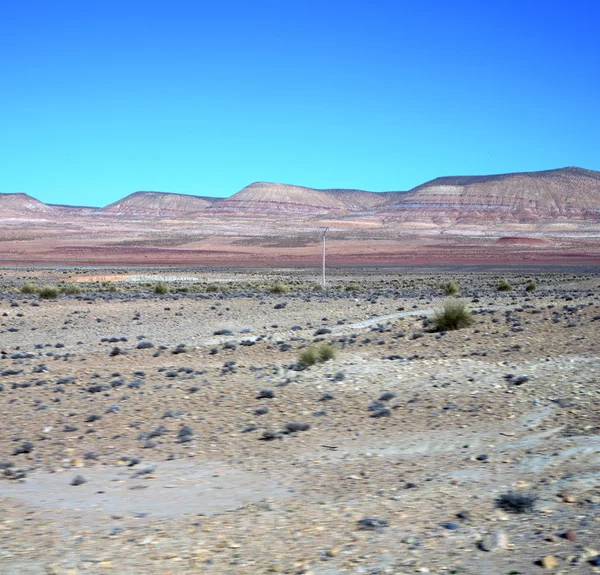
[101,191,221,217]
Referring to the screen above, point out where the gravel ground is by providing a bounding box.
[0,267,599,574]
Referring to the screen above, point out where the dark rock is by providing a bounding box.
[12,442,34,455]
[357,517,389,531]
[259,430,282,441]
[370,408,392,418]
[442,522,460,530]
[495,492,537,513]
[285,422,311,433]
[313,328,332,335]
[136,341,154,349]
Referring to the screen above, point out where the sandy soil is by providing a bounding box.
[0,267,599,574]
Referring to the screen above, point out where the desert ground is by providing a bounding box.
[0,266,599,574]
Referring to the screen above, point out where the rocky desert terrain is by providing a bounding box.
[0,266,599,574]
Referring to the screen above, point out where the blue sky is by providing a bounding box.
[1,0,599,206]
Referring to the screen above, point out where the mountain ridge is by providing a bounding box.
[2,166,599,221]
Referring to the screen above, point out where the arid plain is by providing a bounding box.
[1,166,600,574]
[0,267,599,575]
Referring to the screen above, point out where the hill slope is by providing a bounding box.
[101,191,221,217]
[382,167,600,221]
[0,193,57,217]
[211,182,391,213]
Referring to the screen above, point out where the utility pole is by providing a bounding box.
[321,227,329,287]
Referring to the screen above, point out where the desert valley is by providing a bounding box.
[0,167,599,574]
[2,166,600,266]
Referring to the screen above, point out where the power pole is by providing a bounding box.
[321,227,329,287]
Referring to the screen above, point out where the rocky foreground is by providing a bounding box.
[0,267,599,575]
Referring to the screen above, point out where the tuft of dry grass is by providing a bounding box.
[432,299,474,331]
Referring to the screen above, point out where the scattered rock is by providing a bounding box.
[539,555,558,569]
[357,517,389,531]
[480,532,509,552]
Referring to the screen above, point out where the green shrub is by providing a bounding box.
[269,282,289,294]
[154,281,170,295]
[525,280,536,291]
[298,347,318,367]
[345,282,360,291]
[38,285,59,299]
[20,282,38,294]
[317,343,336,362]
[298,343,336,368]
[441,281,459,296]
[432,299,474,331]
[60,283,83,295]
[498,279,513,292]
[205,283,220,292]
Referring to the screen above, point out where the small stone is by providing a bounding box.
[560,493,576,503]
[480,532,509,552]
[70,475,86,486]
[357,517,389,530]
[563,529,577,541]
[442,522,460,530]
[540,555,558,569]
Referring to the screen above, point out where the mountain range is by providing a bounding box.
[2,167,599,222]
[1,167,599,266]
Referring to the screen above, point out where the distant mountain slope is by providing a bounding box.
[101,191,221,217]
[211,182,393,213]
[2,166,599,222]
[382,167,600,221]
[0,193,57,217]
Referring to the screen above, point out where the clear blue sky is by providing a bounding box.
[1,0,599,206]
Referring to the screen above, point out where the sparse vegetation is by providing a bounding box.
[20,282,37,294]
[525,280,537,291]
[298,347,318,367]
[298,343,336,368]
[205,283,220,292]
[498,279,513,292]
[269,282,289,294]
[154,281,170,295]
[432,299,474,331]
[317,343,337,362]
[60,283,83,295]
[440,281,459,296]
[38,285,59,299]
[345,281,360,291]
